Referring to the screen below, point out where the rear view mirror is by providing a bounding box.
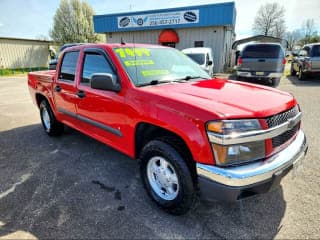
[91,73,121,92]
[207,60,213,66]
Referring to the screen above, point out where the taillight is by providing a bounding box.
[237,57,243,65]
[282,58,286,65]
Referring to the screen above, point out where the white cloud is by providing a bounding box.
[0,23,4,28]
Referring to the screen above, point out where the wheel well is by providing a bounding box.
[135,123,197,180]
[35,93,48,108]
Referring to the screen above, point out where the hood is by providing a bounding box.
[140,78,296,119]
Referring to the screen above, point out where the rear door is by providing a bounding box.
[53,50,80,128]
[240,45,284,74]
[311,45,320,71]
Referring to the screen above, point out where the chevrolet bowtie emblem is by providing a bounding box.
[287,118,296,130]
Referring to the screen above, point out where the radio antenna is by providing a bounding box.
[133,34,138,86]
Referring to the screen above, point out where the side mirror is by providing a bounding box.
[207,60,213,66]
[90,73,121,92]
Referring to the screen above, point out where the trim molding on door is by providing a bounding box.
[57,107,122,137]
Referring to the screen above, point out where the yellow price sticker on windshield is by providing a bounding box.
[141,69,169,77]
[115,48,151,58]
[124,60,154,66]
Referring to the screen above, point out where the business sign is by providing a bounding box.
[117,10,199,29]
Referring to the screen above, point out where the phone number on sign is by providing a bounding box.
[150,19,181,26]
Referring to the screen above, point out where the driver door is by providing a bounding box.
[76,48,127,151]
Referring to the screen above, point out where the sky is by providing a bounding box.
[0,0,319,40]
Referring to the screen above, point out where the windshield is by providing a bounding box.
[242,45,284,58]
[113,47,210,87]
[185,53,205,65]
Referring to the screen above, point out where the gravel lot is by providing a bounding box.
[0,74,319,239]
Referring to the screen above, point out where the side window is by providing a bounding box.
[81,53,115,85]
[303,47,310,56]
[59,51,80,82]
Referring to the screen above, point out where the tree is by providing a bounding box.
[299,35,320,45]
[50,0,101,44]
[285,30,302,50]
[302,19,315,37]
[252,3,286,38]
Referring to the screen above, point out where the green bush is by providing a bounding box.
[0,67,48,76]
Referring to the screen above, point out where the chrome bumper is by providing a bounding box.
[197,130,307,187]
[237,71,283,78]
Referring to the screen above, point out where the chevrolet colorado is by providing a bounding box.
[28,43,308,215]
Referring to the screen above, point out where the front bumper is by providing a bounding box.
[197,130,308,201]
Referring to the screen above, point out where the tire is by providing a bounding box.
[290,64,297,76]
[271,78,280,87]
[298,67,306,81]
[39,100,64,136]
[139,139,196,215]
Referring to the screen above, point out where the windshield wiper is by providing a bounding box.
[174,75,210,82]
[137,79,172,87]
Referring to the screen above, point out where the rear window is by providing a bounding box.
[242,45,284,58]
[311,45,320,57]
[185,53,205,65]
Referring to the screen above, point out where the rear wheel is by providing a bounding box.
[39,100,64,136]
[271,78,280,87]
[298,67,305,80]
[139,139,196,215]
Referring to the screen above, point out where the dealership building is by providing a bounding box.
[93,2,236,72]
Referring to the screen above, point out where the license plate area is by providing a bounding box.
[256,72,264,76]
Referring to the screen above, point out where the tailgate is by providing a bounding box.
[239,58,284,72]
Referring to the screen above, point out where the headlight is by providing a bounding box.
[207,120,265,166]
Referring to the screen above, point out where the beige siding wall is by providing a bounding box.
[0,38,51,69]
[106,26,234,72]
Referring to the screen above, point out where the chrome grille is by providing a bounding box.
[266,105,300,148]
[272,124,299,148]
[266,105,299,128]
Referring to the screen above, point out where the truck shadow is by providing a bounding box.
[285,75,320,87]
[0,124,286,239]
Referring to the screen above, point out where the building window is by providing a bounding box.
[194,41,204,47]
[162,42,176,48]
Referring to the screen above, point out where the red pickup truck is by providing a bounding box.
[28,43,308,215]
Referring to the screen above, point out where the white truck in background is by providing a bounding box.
[182,48,214,76]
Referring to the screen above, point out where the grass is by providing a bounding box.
[0,67,48,77]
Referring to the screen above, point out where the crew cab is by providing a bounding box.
[28,43,308,215]
[290,43,320,80]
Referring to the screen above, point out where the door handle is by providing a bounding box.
[54,85,61,92]
[76,90,86,98]
[258,59,266,62]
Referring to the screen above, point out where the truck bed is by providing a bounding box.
[28,70,56,106]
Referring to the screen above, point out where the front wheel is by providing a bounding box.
[298,67,306,81]
[39,100,64,136]
[139,139,196,215]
